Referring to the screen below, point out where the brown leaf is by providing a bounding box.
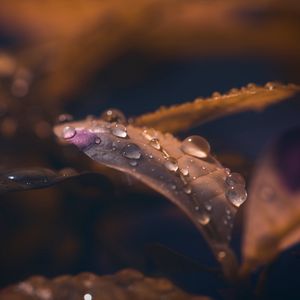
[241,128,300,274]
[0,269,211,300]
[53,117,247,278]
[134,82,300,133]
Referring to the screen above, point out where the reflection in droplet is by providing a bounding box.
[180,168,189,176]
[63,126,76,139]
[226,185,247,207]
[164,157,179,172]
[181,136,210,158]
[101,109,126,124]
[123,144,142,160]
[112,124,127,138]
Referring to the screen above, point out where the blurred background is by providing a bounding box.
[0,1,300,299]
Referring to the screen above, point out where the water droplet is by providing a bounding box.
[217,251,226,261]
[180,168,189,176]
[164,157,179,172]
[142,128,157,141]
[225,172,246,187]
[112,124,127,138]
[171,184,177,190]
[195,206,200,211]
[84,294,93,300]
[226,186,247,207]
[57,114,73,123]
[150,138,161,150]
[225,168,231,175]
[205,203,212,211]
[265,82,275,90]
[101,109,126,123]
[122,144,142,160]
[63,126,76,139]
[129,160,138,167]
[198,213,210,225]
[95,137,101,144]
[181,136,210,158]
[184,185,192,194]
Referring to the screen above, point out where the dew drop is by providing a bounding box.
[181,136,210,158]
[171,184,177,190]
[122,144,142,160]
[226,185,247,207]
[150,138,161,150]
[217,251,226,261]
[95,137,101,144]
[198,213,210,225]
[129,160,138,167]
[57,113,73,124]
[225,172,246,187]
[204,203,212,211]
[184,185,192,194]
[142,128,157,141]
[62,126,76,139]
[101,109,126,123]
[112,124,127,138]
[180,168,189,176]
[164,157,179,172]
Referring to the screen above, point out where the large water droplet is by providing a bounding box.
[122,144,142,160]
[181,135,210,158]
[101,109,126,123]
[62,126,76,139]
[112,124,127,138]
[150,138,161,150]
[226,185,247,207]
[164,157,179,172]
[226,172,245,187]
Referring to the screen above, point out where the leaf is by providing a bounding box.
[53,117,247,278]
[0,167,96,194]
[133,82,300,133]
[241,128,300,274]
[0,269,211,300]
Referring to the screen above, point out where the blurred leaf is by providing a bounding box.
[53,117,248,279]
[134,82,300,133]
[241,128,300,273]
[0,269,211,300]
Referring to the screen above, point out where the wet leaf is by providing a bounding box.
[241,128,300,273]
[134,82,300,133]
[54,117,247,278]
[0,269,211,300]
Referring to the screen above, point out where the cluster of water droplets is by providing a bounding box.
[224,170,247,207]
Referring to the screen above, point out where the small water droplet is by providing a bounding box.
[181,136,210,158]
[164,157,179,172]
[184,185,192,194]
[62,126,76,139]
[195,206,200,211]
[180,168,189,176]
[217,251,226,261]
[226,172,246,187]
[204,203,212,211]
[198,213,210,225]
[226,186,247,207]
[122,144,142,160]
[171,184,177,190]
[150,138,161,150]
[224,219,228,225]
[57,114,73,123]
[95,137,101,144]
[142,128,157,141]
[129,160,138,167]
[101,109,126,123]
[112,124,127,138]
[225,168,231,175]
